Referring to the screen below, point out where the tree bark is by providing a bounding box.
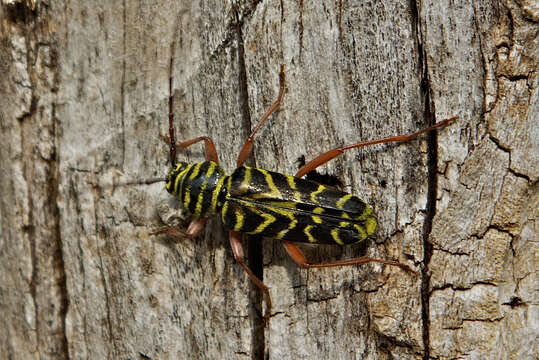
[0,0,536,359]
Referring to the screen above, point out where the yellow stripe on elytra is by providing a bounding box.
[286,175,302,202]
[353,224,367,240]
[237,166,252,194]
[355,204,373,221]
[313,207,324,214]
[247,212,276,235]
[276,219,297,239]
[261,169,282,198]
[364,216,377,235]
[267,207,297,239]
[310,185,325,204]
[249,178,281,200]
[263,200,297,209]
[267,207,295,219]
[304,225,317,243]
[331,228,344,245]
[336,194,353,209]
[312,216,322,224]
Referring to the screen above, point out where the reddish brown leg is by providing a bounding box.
[151,217,208,239]
[159,134,219,163]
[229,231,272,325]
[296,116,458,178]
[282,240,415,274]
[236,65,286,167]
[176,136,219,163]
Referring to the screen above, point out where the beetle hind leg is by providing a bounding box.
[282,240,416,274]
[229,231,273,326]
[295,116,457,178]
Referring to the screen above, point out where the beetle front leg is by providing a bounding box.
[151,217,208,239]
[282,240,416,274]
[229,231,273,326]
[159,134,220,164]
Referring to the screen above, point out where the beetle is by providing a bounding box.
[123,55,456,324]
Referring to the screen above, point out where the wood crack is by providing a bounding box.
[410,0,435,358]
[234,5,266,358]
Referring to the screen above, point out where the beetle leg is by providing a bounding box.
[282,240,415,274]
[236,65,286,167]
[151,217,208,239]
[176,136,219,163]
[230,231,272,325]
[159,134,219,164]
[295,116,457,178]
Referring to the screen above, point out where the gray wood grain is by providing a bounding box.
[0,0,536,359]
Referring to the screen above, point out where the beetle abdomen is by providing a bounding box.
[221,166,376,244]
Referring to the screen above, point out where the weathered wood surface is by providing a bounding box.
[0,0,536,359]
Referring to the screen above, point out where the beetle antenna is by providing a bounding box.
[116,178,167,186]
[168,20,179,166]
[113,177,167,191]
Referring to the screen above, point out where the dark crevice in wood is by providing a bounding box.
[234,6,266,359]
[488,133,511,153]
[23,130,40,359]
[376,331,416,354]
[48,105,70,360]
[298,0,304,59]
[120,0,127,169]
[97,252,114,357]
[22,25,41,358]
[502,296,524,308]
[3,0,37,24]
[20,27,40,353]
[410,1,433,359]
[508,168,532,182]
[17,16,70,356]
[422,99,437,360]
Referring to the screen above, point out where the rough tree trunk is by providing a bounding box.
[0,0,536,359]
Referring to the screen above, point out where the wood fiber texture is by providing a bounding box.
[0,0,536,359]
